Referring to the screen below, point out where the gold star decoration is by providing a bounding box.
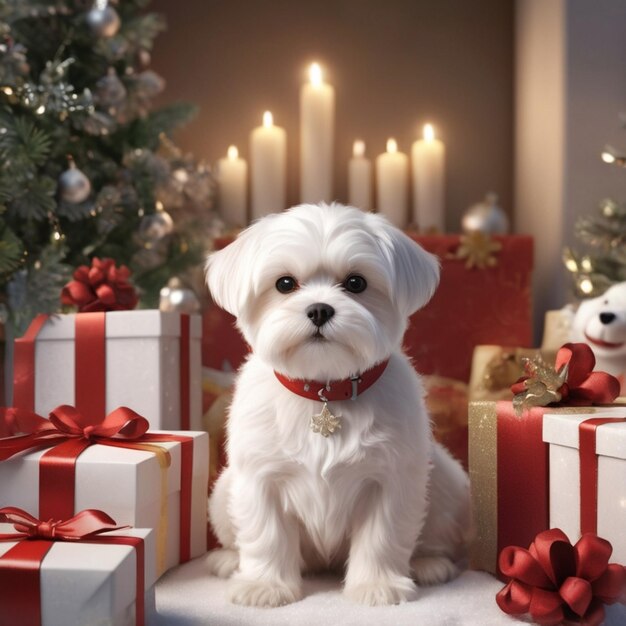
[512,355,569,416]
[310,403,342,437]
[449,232,502,269]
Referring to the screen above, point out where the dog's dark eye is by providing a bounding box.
[343,274,367,294]
[276,276,298,294]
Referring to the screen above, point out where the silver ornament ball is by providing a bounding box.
[462,193,510,234]
[59,162,92,203]
[138,210,174,241]
[159,278,201,314]
[95,68,126,108]
[86,4,121,38]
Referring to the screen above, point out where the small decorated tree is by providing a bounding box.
[0,0,218,334]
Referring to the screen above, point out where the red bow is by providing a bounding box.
[496,529,626,626]
[61,257,138,312]
[511,343,621,413]
[0,405,150,461]
[0,507,127,542]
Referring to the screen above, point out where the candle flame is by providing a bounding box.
[227,145,238,160]
[263,111,273,127]
[601,151,616,163]
[353,140,365,157]
[423,124,435,141]
[310,63,323,87]
[386,138,398,153]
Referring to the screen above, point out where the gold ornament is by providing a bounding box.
[512,354,569,416]
[449,232,502,269]
[310,403,341,437]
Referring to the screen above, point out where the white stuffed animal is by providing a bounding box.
[571,281,626,394]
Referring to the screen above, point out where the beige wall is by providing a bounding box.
[151,0,514,231]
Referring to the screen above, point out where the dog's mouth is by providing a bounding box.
[310,329,327,342]
[584,332,624,349]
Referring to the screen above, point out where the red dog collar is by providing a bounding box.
[274,360,389,402]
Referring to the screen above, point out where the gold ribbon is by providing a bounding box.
[468,401,498,572]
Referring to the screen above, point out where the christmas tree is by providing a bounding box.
[0,0,218,334]
[563,161,626,299]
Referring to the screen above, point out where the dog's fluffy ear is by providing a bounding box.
[205,223,262,317]
[366,213,440,316]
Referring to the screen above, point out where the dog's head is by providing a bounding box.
[572,281,626,361]
[206,203,440,380]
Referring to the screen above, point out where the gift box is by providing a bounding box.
[0,409,209,577]
[0,512,156,626]
[543,409,626,565]
[469,401,626,576]
[13,310,202,431]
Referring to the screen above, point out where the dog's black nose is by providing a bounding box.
[600,312,616,325]
[306,303,335,327]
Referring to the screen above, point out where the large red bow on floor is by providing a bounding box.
[0,507,126,542]
[0,405,150,461]
[511,343,621,414]
[496,528,626,626]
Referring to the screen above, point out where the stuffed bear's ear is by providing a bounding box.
[205,224,262,317]
[365,213,440,317]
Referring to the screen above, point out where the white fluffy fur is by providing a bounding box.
[571,281,626,393]
[205,203,471,607]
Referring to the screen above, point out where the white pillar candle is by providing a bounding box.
[376,138,408,228]
[411,123,445,232]
[300,62,335,203]
[217,145,248,227]
[348,140,372,211]
[250,111,287,218]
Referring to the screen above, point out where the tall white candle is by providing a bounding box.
[217,145,248,227]
[348,140,372,211]
[411,123,445,232]
[250,111,287,218]
[376,138,408,228]
[300,62,335,203]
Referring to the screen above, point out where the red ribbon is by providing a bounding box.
[579,417,626,536]
[511,343,621,406]
[180,314,190,430]
[496,402,550,577]
[0,507,145,626]
[496,528,626,626]
[0,405,194,562]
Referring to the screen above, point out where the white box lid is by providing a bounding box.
[32,311,201,340]
[542,406,626,460]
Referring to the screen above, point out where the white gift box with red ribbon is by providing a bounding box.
[543,406,626,565]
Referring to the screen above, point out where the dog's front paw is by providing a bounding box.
[411,555,459,585]
[227,577,302,607]
[344,576,417,606]
[206,548,239,578]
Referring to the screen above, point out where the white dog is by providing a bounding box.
[571,281,626,393]
[205,203,470,607]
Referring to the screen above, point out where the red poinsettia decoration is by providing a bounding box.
[61,257,138,313]
[496,529,626,626]
[510,343,621,414]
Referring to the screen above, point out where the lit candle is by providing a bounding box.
[250,111,287,218]
[300,62,335,203]
[376,138,408,227]
[348,140,372,211]
[411,123,445,232]
[217,145,248,227]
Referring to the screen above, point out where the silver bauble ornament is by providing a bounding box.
[461,193,510,234]
[86,3,121,38]
[138,210,174,242]
[59,159,92,203]
[159,278,201,314]
[95,68,126,108]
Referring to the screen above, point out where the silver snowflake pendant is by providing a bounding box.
[310,402,342,437]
